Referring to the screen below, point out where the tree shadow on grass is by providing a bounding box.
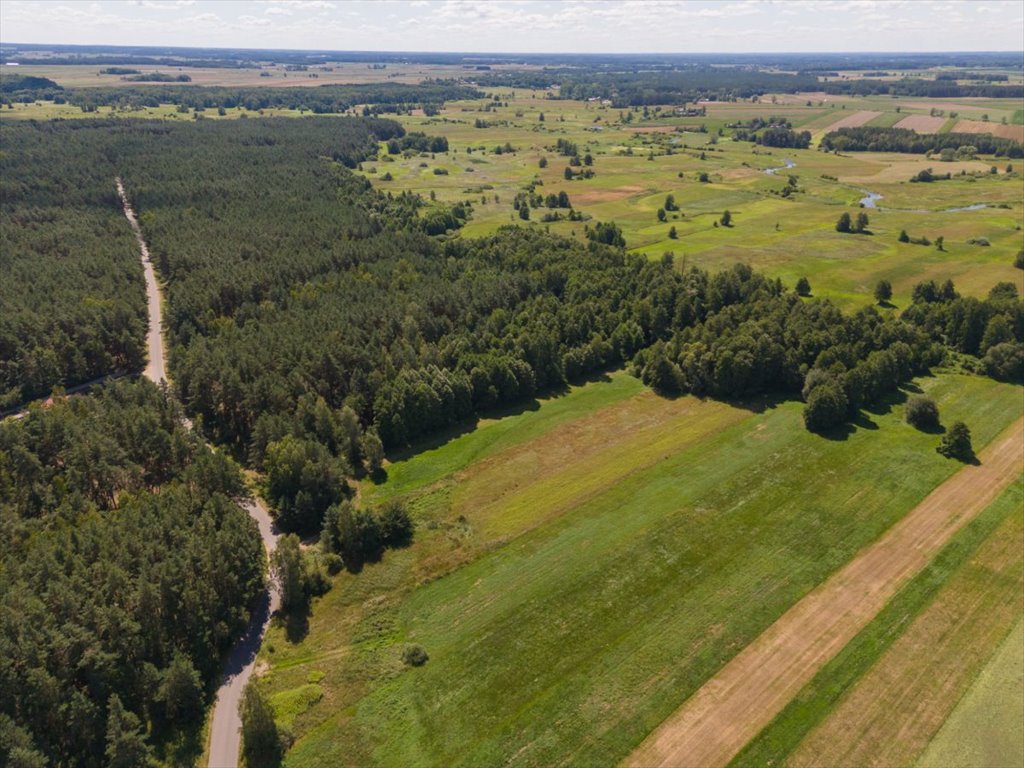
[282,602,310,644]
[372,370,616,474]
[722,391,789,415]
[864,386,911,418]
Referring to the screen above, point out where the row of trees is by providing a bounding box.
[2,80,480,114]
[0,380,265,766]
[820,127,1024,157]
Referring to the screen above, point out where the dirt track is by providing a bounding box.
[116,179,280,768]
[625,417,1024,768]
[116,178,166,384]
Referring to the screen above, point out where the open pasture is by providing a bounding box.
[352,89,1022,309]
[257,371,1023,767]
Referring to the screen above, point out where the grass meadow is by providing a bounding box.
[255,371,1022,767]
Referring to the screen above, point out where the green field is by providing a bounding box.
[346,90,1024,308]
[732,477,1023,767]
[918,619,1024,768]
[254,370,1022,767]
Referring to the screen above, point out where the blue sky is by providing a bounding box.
[2,0,1023,54]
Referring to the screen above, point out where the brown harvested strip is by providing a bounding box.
[624,417,1024,768]
[819,110,882,131]
[788,509,1023,768]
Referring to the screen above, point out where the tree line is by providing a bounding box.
[820,127,1024,157]
[0,80,480,114]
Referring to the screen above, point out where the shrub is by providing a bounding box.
[905,395,940,430]
[803,381,848,433]
[937,421,973,461]
[402,644,429,667]
[874,280,893,304]
[795,276,811,296]
[983,342,1024,382]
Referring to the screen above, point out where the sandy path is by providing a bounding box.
[625,417,1024,768]
[116,178,166,385]
[115,178,280,768]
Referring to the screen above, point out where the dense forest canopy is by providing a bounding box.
[0,123,147,409]
[0,379,265,767]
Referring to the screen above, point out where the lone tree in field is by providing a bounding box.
[665,193,677,211]
[854,211,869,233]
[796,276,811,296]
[564,167,573,180]
[905,395,940,431]
[874,279,893,305]
[657,208,667,222]
[937,421,973,461]
[720,210,732,227]
[1016,250,1024,269]
[835,212,852,233]
[668,225,678,239]
[538,156,547,168]
[899,229,910,243]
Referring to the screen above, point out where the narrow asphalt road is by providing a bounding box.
[116,178,281,768]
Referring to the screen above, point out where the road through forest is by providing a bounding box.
[626,416,1024,768]
[116,178,281,768]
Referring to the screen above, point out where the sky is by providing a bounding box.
[1,0,1023,54]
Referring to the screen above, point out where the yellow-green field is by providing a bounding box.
[345,88,1023,307]
[253,370,1023,767]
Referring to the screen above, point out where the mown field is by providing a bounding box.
[733,477,1023,767]
[255,369,1023,767]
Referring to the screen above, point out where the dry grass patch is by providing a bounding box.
[894,115,948,133]
[953,119,1024,143]
[821,110,883,131]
